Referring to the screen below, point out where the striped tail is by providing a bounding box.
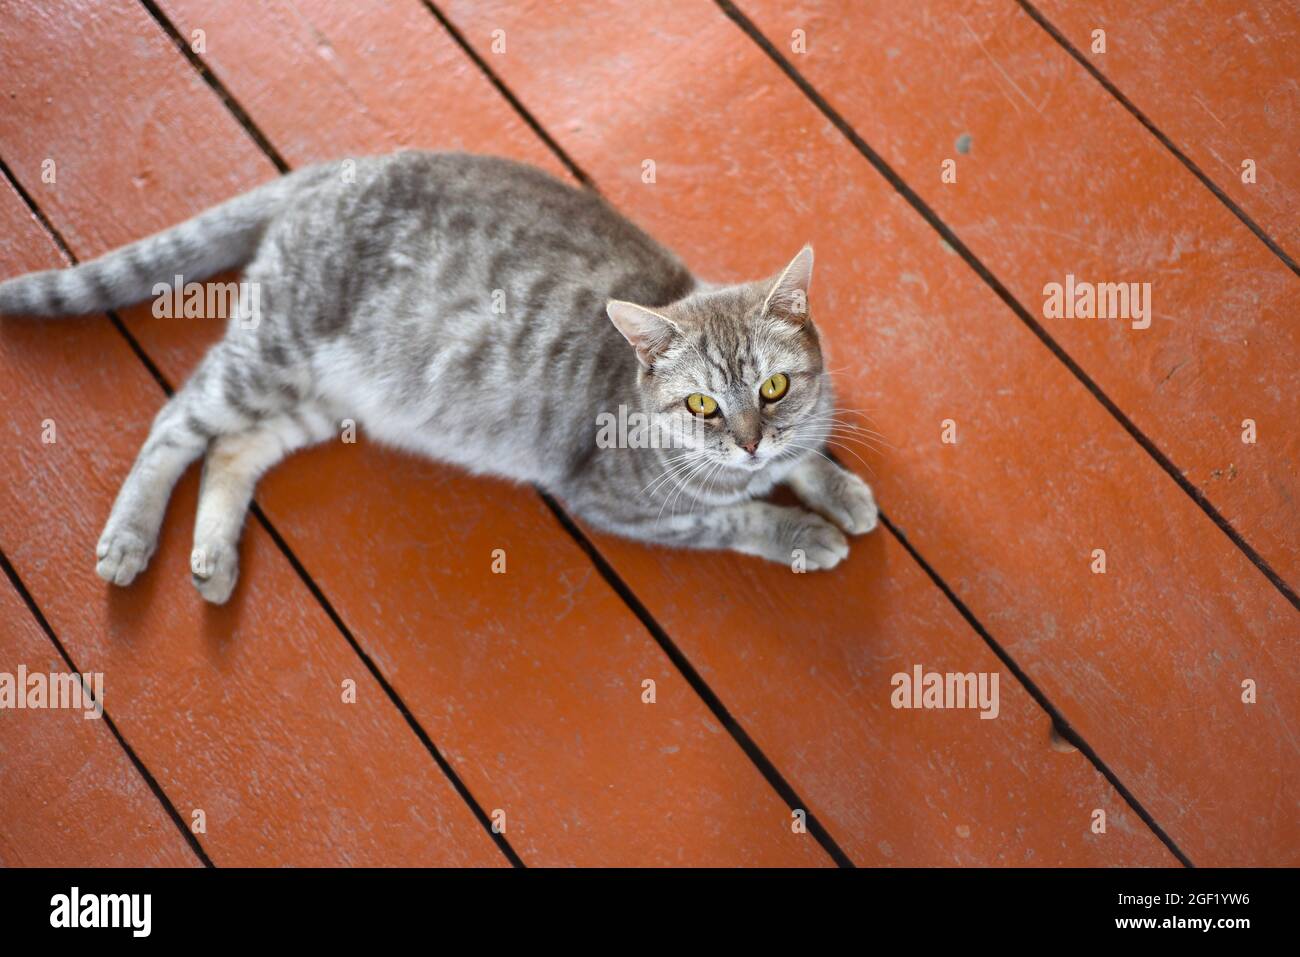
[0,165,329,317]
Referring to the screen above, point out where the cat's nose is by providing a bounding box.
[741,437,762,455]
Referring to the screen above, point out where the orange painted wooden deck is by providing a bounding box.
[0,0,1295,867]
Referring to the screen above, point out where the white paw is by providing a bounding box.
[827,471,878,536]
[95,526,155,586]
[190,542,239,605]
[789,512,850,571]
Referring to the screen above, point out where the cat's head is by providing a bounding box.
[607,245,828,471]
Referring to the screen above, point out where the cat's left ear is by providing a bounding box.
[762,244,814,324]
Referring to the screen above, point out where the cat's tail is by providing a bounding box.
[0,164,334,317]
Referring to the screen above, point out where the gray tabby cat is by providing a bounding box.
[0,152,876,603]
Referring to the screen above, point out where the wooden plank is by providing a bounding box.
[170,0,1188,865]
[0,181,503,865]
[437,0,1299,864]
[0,0,825,865]
[1035,0,1300,256]
[0,577,199,867]
[740,0,1299,588]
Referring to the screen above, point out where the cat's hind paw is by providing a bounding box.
[190,541,240,605]
[95,526,155,586]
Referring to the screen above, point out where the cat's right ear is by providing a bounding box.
[606,300,679,369]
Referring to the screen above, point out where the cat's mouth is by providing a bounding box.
[726,450,771,471]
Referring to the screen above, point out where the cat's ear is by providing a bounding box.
[606,300,679,369]
[762,244,815,324]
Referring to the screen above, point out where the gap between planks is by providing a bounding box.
[1016,0,1299,276]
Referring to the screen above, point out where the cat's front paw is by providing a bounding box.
[785,510,850,571]
[788,459,878,537]
[824,470,877,536]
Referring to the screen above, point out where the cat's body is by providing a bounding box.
[0,152,876,602]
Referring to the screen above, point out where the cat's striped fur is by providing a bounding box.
[0,152,875,602]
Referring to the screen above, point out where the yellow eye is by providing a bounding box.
[685,393,719,417]
[759,372,790,402]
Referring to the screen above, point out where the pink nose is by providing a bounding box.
[741,437,761,455]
